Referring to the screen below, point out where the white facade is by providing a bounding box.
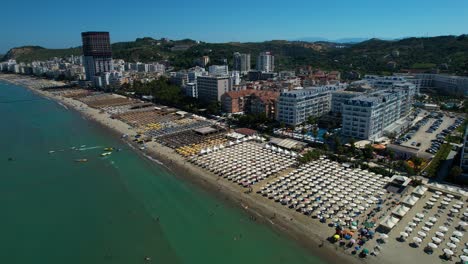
[197,75,232,103]
[183,82,198,98]
[188,67,206,83]
[276,84,347,126]
[208,65,229,76]
[331,91,361,114]
[83,56,113,81]
[233,52,251,73]
[415,73,468,96]
[256,52,274,73]
[341,90,407,140]
[231,71,241,85]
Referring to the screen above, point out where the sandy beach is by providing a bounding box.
[2,73,465,264]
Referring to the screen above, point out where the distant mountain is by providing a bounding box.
[333,38,370,43]
[296,37,372,43]
[3,35,468,75]
[294,37,330,42]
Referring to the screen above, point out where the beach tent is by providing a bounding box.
[412,186,428,197]
[392,205,410,218]
[379,215,400,230]
[401,195,420,207]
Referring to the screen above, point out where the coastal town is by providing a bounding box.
[1,31,468,264]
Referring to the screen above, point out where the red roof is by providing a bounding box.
[235,128,257,136]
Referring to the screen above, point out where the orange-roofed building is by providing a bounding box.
[221,89,279,118]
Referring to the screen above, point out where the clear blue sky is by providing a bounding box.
[2,0,468,53]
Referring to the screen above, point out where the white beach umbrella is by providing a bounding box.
[413,237,422,244]
[416,213,425,218]
[443,248,454,256]
[453,231,463,237]
[429,217,437,223]
[427,242,438,249]
[400,232,409,238]
[380,234,389,239]
[436,231,445,237]
[405,227,413,233]
[447,242,457,249]
[450,236,460,243]
[439,226,449,232]
[461,256,468,262]
[418,231,427,238]
[422,227,431,232]
[432,237,442,244]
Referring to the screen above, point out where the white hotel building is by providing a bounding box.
[341,90,407,140]
[414,73,468,96]
[276,84,347,126]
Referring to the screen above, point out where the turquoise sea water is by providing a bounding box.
[0,81,324,264]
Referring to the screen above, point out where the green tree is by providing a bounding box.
[312,126,319,141]
[362,144,374,160]
[307,116,317,125]
[349,137,356,154]
[411,156,424,174]
[301,128,308,139]
[299,149,322,164]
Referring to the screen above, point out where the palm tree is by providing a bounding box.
[312,126,319,142]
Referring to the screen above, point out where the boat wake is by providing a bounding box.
[78,146,103,151]
[109,160,118,168]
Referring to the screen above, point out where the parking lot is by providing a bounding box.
[396,111,464,154]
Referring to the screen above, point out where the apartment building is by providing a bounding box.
[233,52,251,73]
[331,90,362,114]
[197,75,232,103]
[221,90,279,118]
[414,73,468,96]
[276,84,347,126]
[341,90,406,140]
[256,52,274,73]
[208,65,229,76]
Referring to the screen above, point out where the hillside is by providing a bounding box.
[3,35,468,74]
[4,46,82,62]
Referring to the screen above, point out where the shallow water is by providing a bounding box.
[0,81,325,264]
